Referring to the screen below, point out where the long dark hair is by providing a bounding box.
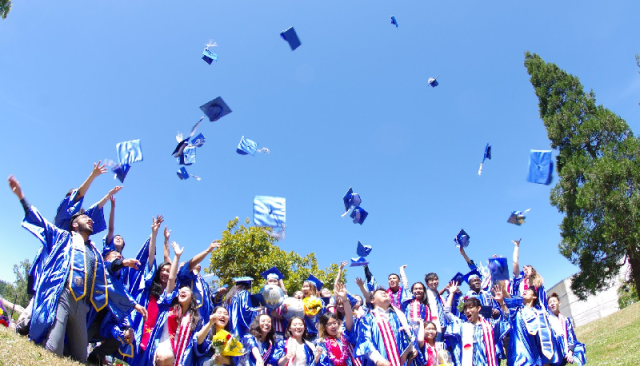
[284,316,308,340]
[317,312,342,340]
[411,282,430,307]
[169,286,201,333]
[249,314,275,344]
[150,262,171,298]
[225,283,250,307]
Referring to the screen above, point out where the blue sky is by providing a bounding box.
[1,1,639,294]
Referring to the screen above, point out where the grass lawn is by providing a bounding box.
[0,326,84,366]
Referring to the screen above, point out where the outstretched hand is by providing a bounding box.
[209,240,222,251]
[123,259,141,270]
[91,161,108,177]
[334,282,348,301]
[512,238,522,247]
[110,195,116,207]
[492,285,504,301]
[448,281,459,294]
[7,175,24,200]
[171,241,184,257]
[109,186,123,197]
[151,215,164,233]
[355,277,365,287]
[339,261,347,270]
[164,226,171,240]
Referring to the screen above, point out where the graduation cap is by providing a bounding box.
[306,274,324,290]
[449,272,465,286]
[479,306,493,319]
[111,163,131,183]
[253,196,286,228]
[200,97,232,122]
[250,293,265,307]
[178,145,197,166]
[280,27,301,51]
[342,187,362,216]
[116,139,143,166]
[488,257,510,281]
[176,167,201,181]
[261,267,284,281]
[356,241,372,257]
[390,16,398,27]
[172,117,204,158]
[428,77,439,88]
[507,209,530,226]
[527,149,553,185]
[351,206,368,225]
[478,143,491,176]
[454,229,470,248]
[233,276,254,286]
[202,40,218,64]
[214,284,229,294]
[462,269,482,284]
[350,257,370,267]
[237,136,270,156]
[191,133,206,148]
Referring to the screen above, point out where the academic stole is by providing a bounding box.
[274,306,285,333]
[373,311,402,366]
[387,288,402,309]
[168,309,192,366]
[460,319,496,366]
[521,307,554,359]
[408,299,430,323]
[425,290,442,329]
[68,233,108,311]
[261,340,274,363]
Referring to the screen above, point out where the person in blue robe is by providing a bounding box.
[176,239,222,320]
[423,273,446,341]
[212,285,229,308]
[355,288,418,366]
[547,293,587,366]
[226,277,265,338]
[316,283,360,366]
[8,175,143,363]
[300,279,327,342]
[510,239,549,310]
[239,313,277,366]
[271,317,321,366]
[442,281,510,366]
[102,195,127,256]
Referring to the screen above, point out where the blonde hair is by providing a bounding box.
[303,281,319,298]
[527,266,544,289]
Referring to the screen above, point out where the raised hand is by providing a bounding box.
[209,239,222,251]
[123,259,141,270]
[91,161,108,177]
[151,215,164,233]
[492,285,503,301]
[171,241,184,257]
[334,282,348,300]
[400,264,407,270]
[339,261,347,270]
[109,195,116,207]
[164,226,171,240]
[448,281,459,294]
[355,277,365,287]
[109,186,123,196]
[512,238,522,247]
[7,175,24,200]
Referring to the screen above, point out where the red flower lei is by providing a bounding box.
[324,336,349,366]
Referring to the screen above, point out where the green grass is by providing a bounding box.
[0,326,84,366]
[576,301,640,365]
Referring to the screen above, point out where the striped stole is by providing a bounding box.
[522,307,554,359]
[373,310,402,366]
[479,318,497,366]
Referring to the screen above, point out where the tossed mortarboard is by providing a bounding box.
[342,187,362,217]
[351,206,368,225]
[391,16,398,27]
[356,241,372,257]
[172,117,204,158]
[478,143,492,176]
[116,139,143,165]
[233,276,254,285]
[454,229,470,248]
[488,257,510,281]
[350,257,370,267]
[237,136,270,156]
[261,266,284,280]
[527,149,553,185]
[202,40,218,64]
[462,269,482,284]
[253,196,286,228]
[178,145,197,166]
[507,209,530,226]
[280,27,301,51]
[176,167,201,181]
[306,274,324,290]
[200,97,232,122]
[112,163,131,183]
[450,272,465,286]
[191,133,206,148]
[428,77,439,88]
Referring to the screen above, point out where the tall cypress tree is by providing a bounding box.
[524,52,640,300]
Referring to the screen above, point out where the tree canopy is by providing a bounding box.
[207,217,343,294]
[524,52,640,300]
[0,259,31,308]
[0,0,11,20]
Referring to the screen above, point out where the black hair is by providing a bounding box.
[462,297,482,311]
[388,273,400,280]
[424,273,439,283]
[249,314,275,344]
[285,316,308,340]
[225,283,251,307]
[150,262,172,298]
[410,282,430,307]
[69,210,87,232]
[317,312,342,340]
[169,286,201,333]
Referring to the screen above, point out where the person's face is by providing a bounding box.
[289,318,305,338]
[388,275,400,288]
[301,283,311,296]
[372,290,390,309]
[523,265,533,277]
[548,297,560,314]
[113,235,124,251]
[214,307,229,327]
[159,264,171,287]
[424,323,437,341]
[259,315,272,334]
[105,251,122,262]
[354,296,363,308]
[464,305,481,322]
[469,277,482,292]
[266,278,279,286]
[294,291,304,300]
[523,288,537,302]
[427,277,439,291]
[178,287,193,306]
[73,215,93,234]
[325,318,341,337]
[412,283,425,299]
[320,288,332,298]
[336,299,345,313]
[193,264,202,275]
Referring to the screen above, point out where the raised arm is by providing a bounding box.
[279,279,288,294]
[189,240,222,271]
[512,238,522,276]
[196,312,216,345]
[399,265,409,288]
[95,186,123,209]
[334,261,347,288]
[106,196,116,245]
[148,215,164,271]
[444,281,459,309]
[75,161,107,202]
[355,277,371,304]
[459,246,472,265]
[165,242,184,294]
[163,227,172,263]
[335,282,353,331]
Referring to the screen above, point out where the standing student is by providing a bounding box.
[301,275,326,342]
[226,277,264,338]
[272,317,322,366]
[315,283,359,366]
[177,240,222,320]
[241,314,277,366]
[423,273,445,341]
[547,293,587,366]
[197,306,235,366]
[511,239,548,309]
[416,321,442,366]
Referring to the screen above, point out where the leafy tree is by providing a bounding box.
[13,259,31,307]
[524,52,640,300]
[0,280,16,301]
[617,278,638,309]
[0,0,11,20]
[207,217,343,294]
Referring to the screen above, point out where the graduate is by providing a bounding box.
[415,321,447,366]
[423,273,446,341]
[196,306,236,366]
[177,240,222,320]
[272,317,322,366]
[443,281,510,366]
[226,277,264,337]
[511,239,548,310]
[547,293,587,366]
[463,273,500,318]
[240,314,277,366]
[355,288,417,366]
[8,175,145,363]
[103,195,126,255]
[301,275,327,341]
[262,267,288,341]
[316,283,359,366]
[402,281,431,331]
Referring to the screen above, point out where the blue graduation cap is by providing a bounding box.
[111,163,131,183]
[261,266,284,280]
[214,284,229,294]
[172,117,204,157]
[527,150,553,185]
[306,274,324,290]
[176,167,200,181]
[233,276,254,286]
[350,257,370,267]
[200,97,232,122]
[488,257,510,281]
[116,139,143,165]
[356,241,372,257]
[391,16,398,27]
[428,77,439,88]
[202,49,218,64]
[250,293,265,307]
[507,209,530,226]
[351,207,368,225]
[454,229,470,248]
[237,136,270,156]
[253,196,286,228]
[342,187,362,216]
[449,272,465,286]
[478,143,492,175]
[280,27,301,51]
[178,145,197,166]
[462,269,482,284]
[191,133,206,148]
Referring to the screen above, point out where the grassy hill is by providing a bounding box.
[0,326,84,366]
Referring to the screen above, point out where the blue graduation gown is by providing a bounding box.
[316,330,358,366]
[228,289,262,337]
[355,308,413,366]
[240,334,276,366]
[178,263,213,321]
[510,272,549,310]
[271,339,316,366]
[21,205,133,344]
[548,313,587,366]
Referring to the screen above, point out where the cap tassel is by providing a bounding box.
[478,163,483,176]
[191,174,201,181]
[205,40,217,50]
[341,206,354,217]
[257,147,270,154]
